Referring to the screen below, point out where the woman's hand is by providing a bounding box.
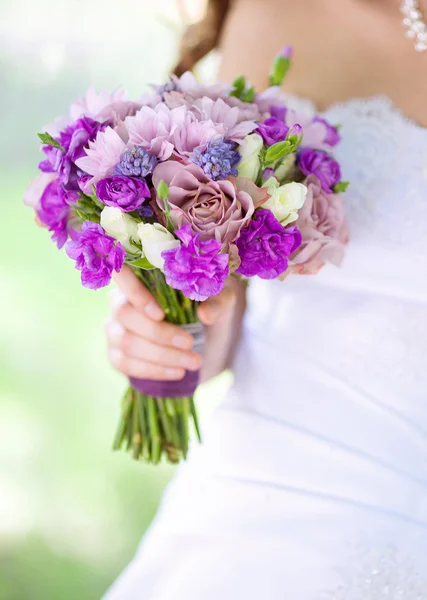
[106,266,237,381]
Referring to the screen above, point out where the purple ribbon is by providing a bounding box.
[129,322,205,398]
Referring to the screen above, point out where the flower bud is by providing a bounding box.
[137,223,180,270]
[100,206,140,254]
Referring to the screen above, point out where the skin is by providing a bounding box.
[107,0,427,381]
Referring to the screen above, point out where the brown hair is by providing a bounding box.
[173,0,232,76]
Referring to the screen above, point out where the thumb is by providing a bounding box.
[197,285,237,326]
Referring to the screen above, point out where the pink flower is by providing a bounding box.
[290,175,349,273]
[172,117,224,156]
[193,97,257,141]
[70,86,128,121]
[95,101,141,126]
[167,72,232,101]
[75,127,127,189]
[24,172,57,209]
[271,105,339,152]
[125,104,188,160]
[152,161,255,249]
[254,86,288,115]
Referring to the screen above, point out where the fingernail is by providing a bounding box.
[107,321,124,343]
[172,335,193,350]
[145,303,164,320]
[109,349,122,366]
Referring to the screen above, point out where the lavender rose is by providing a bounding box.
[236,209,302,279]
[66,221,125,290]
[37,179,79,248]
[297,148,341,193]
[96,176,150,212]
[152,161,255,249]
[39,117,105,190]
[290,175,349,274]
[162,224,229,301]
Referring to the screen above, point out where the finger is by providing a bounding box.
[110,303,194,350]
[108,349,186,381]
[107,325,202,371]
[113,265,164,321]
[198,285,237,326]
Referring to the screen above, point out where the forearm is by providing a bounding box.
[200,277,247,382]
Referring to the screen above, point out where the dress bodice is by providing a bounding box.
[286,94,427,300]
[244,95,427,410]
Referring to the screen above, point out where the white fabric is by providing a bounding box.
[104,96,427,599]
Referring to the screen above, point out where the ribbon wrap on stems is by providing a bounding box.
[129,322,205,397]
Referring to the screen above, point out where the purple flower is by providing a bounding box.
[297,148,341,193]
[270,105,287,122]
[280,45,293,59]
[78,174,92,194]
[256,117,289,146]
[236,209,302,279]
[37,179,79,248]
[96,176,150,212]
[161,224,229,301]
[66,221,125,290]
[39,117,105,190]
[312,116,341,147]
[115,147,158,178]
[189,137,240,180]
[270,106,341,152]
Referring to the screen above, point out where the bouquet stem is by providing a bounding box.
[112,269,203,464]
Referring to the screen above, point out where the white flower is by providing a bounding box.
[236,133,263,181]
[263,178,307,226]
[137,223,180,270]
[100,207,140,253]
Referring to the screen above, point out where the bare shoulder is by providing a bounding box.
[218,0,427,126]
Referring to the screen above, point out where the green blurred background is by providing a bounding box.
[0,1,226,597]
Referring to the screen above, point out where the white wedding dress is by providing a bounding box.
[104,96,427,599]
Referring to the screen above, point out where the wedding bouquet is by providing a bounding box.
[25,47,349,465]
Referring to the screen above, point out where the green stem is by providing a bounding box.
[112,388,133,450]
[147,396,161,464]
[137,393,150,460]
[181,396,190,459]
[190,396,202,443]
[132,394,142,460]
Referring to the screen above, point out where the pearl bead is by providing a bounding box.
[400,0,427,52]
[412,20,426,32]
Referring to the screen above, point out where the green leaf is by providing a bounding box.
[90,187,105,209]
[75,210,100,224]
[264,141,292,164]
[242,85,255,103]
[332,181,350,193]
[37,131,65,152]
[127,257,156,270]
[230,75,246,98]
